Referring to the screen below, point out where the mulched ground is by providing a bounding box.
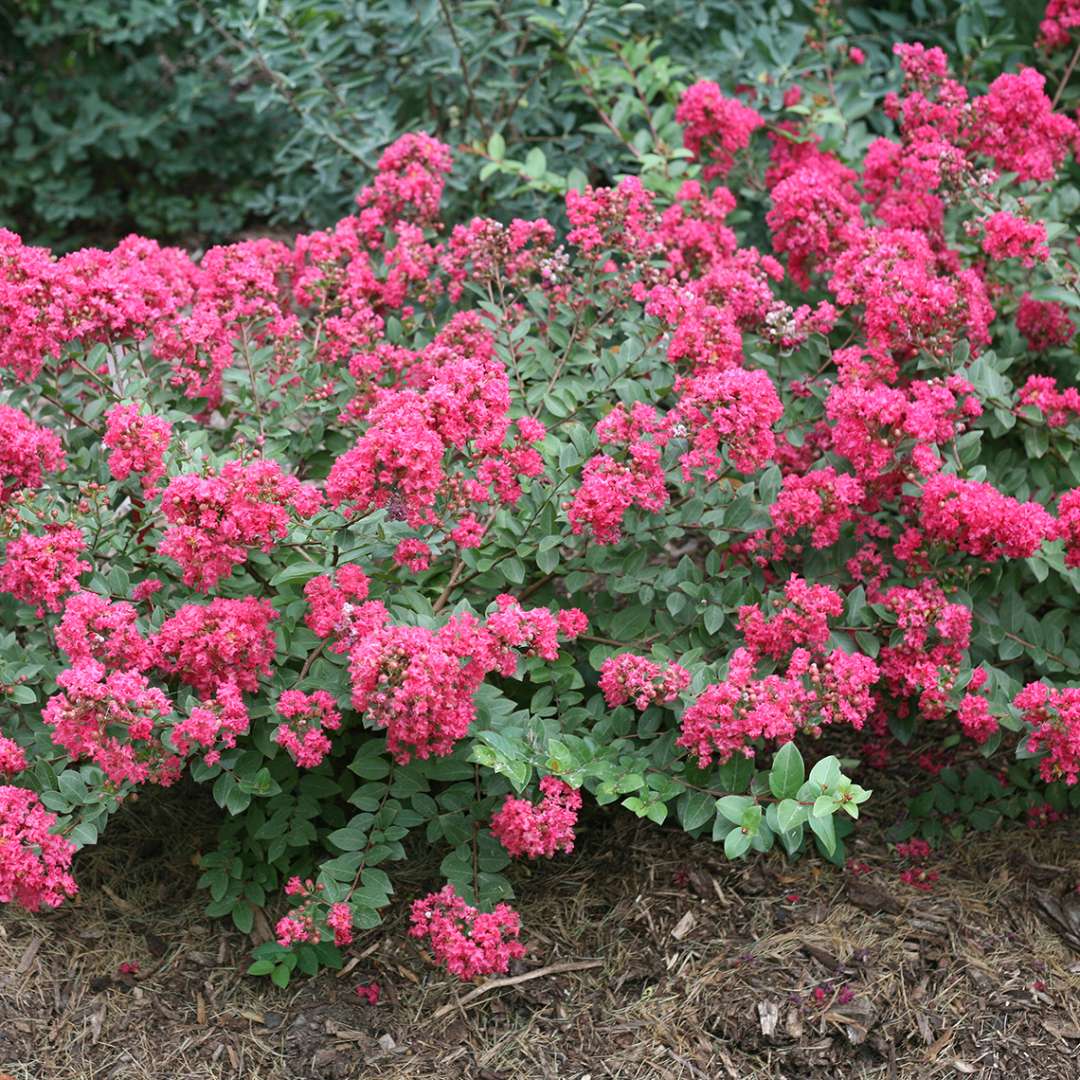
[1,785,1078,1080]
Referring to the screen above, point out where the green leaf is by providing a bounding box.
[808,756,842,793]
[724,827,752,859]
[808,811,836,856]
[768,742,804,799]
[717,794,754,824]
[679,790,715,832]
[524,147,546,179]
[776,798,806,833]
[487,132,505,161]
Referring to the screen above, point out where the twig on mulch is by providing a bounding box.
[431,959,603,1019]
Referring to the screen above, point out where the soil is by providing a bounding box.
[1,786,1079,1080]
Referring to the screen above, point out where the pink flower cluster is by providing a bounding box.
[737,576,844,661]
[327,315,546,544]
[1040,0,1080,51]
[169,680,250,767]
[43,661,179,786]
[1014,681,1080,784]
[677,645,879,767]
[0,524,90,615]
[676,367,783,479]
[0,735,27,775]
[0,229,196,384]
[913,473,1052,562]
[1016,295,1075,352]
[878,581,971,720]
[981,212,1049,267]
[0,404,65,502]
[159,458,322,591]
[103,404,172,492]
[273,689,343,768]
[345,597,585,763]
[676,82,764,179]
[1055,488,1080,567]
[303,564,372,640]
[598,654,691,710]
[152,597,278,697]
[490,776,583,858]
[567,403,670,544]
[770,468,865,550]
[409,885,525,979]
[1018,375,1080,426]
[275,876,323,946]
[0,786,78,911]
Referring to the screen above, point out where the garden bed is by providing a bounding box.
[2,788,1077,1080]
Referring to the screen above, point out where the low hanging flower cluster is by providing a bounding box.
[409,884,526,979]
[490,776,583,858]
[1013,682,1080,784]
[0,786,78,911]
[679,574,879,767]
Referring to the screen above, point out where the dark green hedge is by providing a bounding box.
[2,0,1046,251]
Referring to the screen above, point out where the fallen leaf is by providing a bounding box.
[757,1000,780,1037]
[671,911,696,941]
[1043,1019,1080,1040]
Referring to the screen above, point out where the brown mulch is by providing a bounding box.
[1,787,1079,1080]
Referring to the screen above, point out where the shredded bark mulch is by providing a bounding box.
[1,787,1078,1079]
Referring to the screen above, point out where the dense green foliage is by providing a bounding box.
[1,0,1049,250]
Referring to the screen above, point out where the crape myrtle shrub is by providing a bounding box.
[1,0,1050,251]
[6,16,1080,986]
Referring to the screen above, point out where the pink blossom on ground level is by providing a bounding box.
[409,885,525,980]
